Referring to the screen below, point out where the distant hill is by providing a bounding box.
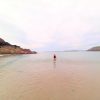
[88,46,100,51]
[0,38,37,54]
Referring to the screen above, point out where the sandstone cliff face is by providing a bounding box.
[88,46,100,51]
[0,38,37,54]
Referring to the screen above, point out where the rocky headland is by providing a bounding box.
[0,38,37,54]
[88,46,100,51]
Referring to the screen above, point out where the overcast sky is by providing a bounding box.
[0,0,100,51]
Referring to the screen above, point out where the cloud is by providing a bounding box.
[0,0,100,50]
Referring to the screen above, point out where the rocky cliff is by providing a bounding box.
[0,38,37,54]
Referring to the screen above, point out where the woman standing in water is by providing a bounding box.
[53,54,56,61]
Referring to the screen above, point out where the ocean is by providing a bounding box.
[0,52,100,100]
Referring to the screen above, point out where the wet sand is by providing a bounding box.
[0,52,100,100]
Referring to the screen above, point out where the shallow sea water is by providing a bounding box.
[0,52,100,100]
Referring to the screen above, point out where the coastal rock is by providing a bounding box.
[0,38,37,54]
[88,46,100,51]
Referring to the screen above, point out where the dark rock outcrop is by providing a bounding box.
[0,38,37,54]
[0,38,11,47]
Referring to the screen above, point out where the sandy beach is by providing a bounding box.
[0,52,100,100]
